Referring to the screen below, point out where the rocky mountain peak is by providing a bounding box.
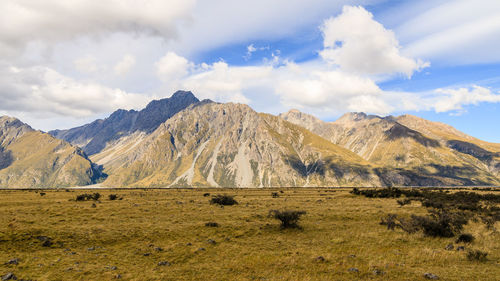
[171,90,196,99]
[0,116,34,146]
[336,112,371,123]
[50,90,202,155]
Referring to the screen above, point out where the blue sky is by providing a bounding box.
[0,0,499,142]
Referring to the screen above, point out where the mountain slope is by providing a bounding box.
[280,110,500,186]
[0,116,102,188]
[92,102,382,188]
[49,90,200,155]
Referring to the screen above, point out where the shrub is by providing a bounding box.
[40,192,46,196]
[456,233,475,244]
[76,193,101,201]
[108,194,122,200]
[381,210,468,237]
[466,249,488,262]
[271,192,279,198]
[269,210,306,229]
[205,222,219,227]
[380,214,399,230]
[210,195,238,206]
[350,187,402,198]
[397,199,411,207]
[203,193,211,197]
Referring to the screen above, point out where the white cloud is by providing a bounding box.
[74,55,100,73]
[169,0,380,56]
[319,6,428,77]
[0,63,150,118]
[113,54,136,76]
[275,64,392,114]
[155,52,193,82]
[433,86,500,113]
[244,44,270,60]
[0,0,195,56]
[389,0,500,64]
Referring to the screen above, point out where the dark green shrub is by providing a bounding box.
[205,222,219,227]
[210,195,238,206]
[271,192,279,198]
[269,210,306,229]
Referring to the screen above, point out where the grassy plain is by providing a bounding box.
[0,188,499,280]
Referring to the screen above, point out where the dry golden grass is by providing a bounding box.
[1,188,499,280]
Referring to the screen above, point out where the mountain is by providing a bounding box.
[280,110,500,186]
[0,116,103,188]
[90,102,383,187]
[42,91,500,188]
[49,90,200,155]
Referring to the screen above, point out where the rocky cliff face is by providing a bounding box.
[50,90,200,155]
[280,110,500,186]
[0,116,103,188]
[93,103,382,187]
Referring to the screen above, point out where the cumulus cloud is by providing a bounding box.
[432,85,500,113]
[320,6,429,77]
[0,0,195,56]
[182,61,274,104]
[155,52,193,82]
[275,65,392,114]
[0,63,149,117]
[113,54,136,76]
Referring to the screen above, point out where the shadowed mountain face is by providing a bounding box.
[50,90,201,155]
[280,110,500,186]
[0,116,104,188]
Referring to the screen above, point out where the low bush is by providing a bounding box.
[269,210,306,229]
[76,193,101,201]
[397,198,411,207]
[271,192,279,198]
[205,222,219,227]
[466,249,488,262]
[456,233,475,244]
[210,195,238,206]
[381,210,468,237]
[354,187,500,237]
[108,194,123,200]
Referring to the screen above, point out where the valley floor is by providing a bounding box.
[0,188,499,280]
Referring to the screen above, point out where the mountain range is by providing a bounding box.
[1,90,499,188]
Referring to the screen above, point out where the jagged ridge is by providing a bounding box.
[49,90,201,155]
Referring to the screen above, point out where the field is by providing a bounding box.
[1,188,499,280]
